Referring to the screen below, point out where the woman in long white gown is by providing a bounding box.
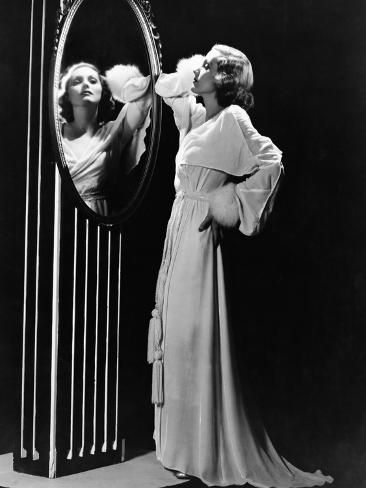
[148,45,333,487]
[59,62,151,216]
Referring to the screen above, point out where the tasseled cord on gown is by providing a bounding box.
[147,308,164,405]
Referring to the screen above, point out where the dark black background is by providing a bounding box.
[1,1,366,487]
[62,0,149,73]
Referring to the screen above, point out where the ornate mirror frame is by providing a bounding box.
[49,0,162,225]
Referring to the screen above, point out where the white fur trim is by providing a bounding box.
[208,183,239,228]
[176,54,204,93]
[104,64,143,102]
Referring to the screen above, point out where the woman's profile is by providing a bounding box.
[148,44,333,487]
[59,61,151,216]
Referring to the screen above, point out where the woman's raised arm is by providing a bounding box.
[155,55,206,142]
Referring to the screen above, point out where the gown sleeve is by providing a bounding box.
[208,106,283,236]
[232,107,283,235]
[108,75,152,173]
[155,73,206,142]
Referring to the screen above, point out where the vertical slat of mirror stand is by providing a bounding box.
[79,218,90,458]
[32,0,46,462]
[67,208,78,460]
[49,166,62,479]
[20,0,36,460]
[70,210,86,463]
[102,230,112,453]
[113,232,122,451]
[91,225,101,456]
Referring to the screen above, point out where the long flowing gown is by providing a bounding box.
[62,95,151,216]
[148,73,333,488]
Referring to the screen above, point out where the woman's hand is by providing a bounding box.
[199,210,223,247]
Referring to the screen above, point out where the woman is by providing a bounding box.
[59,62,151,216]
[148,45,333,487]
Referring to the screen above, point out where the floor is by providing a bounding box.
[0,451,198,488]
[0,450,346,488]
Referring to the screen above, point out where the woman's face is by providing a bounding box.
[192,49,224,96]
[66,66,103,108]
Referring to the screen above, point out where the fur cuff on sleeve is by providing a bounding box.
[208,183,240,228]
[176,54,204,94]
[105,64,145,102]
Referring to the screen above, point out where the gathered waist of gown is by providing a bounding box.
[175,190,208,202]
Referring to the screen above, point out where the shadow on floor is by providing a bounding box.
[160,482,204,488]
[160,481,257,488]
[124,447,154,462]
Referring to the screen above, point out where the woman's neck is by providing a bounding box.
[70,105,99,136]
[202,93,223,121]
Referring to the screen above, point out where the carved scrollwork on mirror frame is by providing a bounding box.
[50,0,162,224]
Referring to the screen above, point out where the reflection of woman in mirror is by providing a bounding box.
[59,62,151,216]
[148,45,333,487]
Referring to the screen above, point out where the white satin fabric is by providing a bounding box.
[151,73,333,487]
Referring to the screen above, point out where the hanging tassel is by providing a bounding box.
[151,350,164,406]
[147,309,160,363]
[147,308,164,405]
[147,313,156,364]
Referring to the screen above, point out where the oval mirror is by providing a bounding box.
[50,0,162,224]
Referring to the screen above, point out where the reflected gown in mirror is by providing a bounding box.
[148,73,333,487]
[62,79,151,216]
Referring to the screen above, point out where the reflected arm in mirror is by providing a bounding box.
[121,90,152,143]
[106,66,152,173]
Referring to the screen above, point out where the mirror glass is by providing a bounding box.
[52,0,161,222]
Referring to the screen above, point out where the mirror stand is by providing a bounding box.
[14,0,161,478]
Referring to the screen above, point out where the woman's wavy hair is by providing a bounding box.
[58,62,115,124]
[212,44,254,111]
